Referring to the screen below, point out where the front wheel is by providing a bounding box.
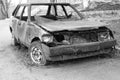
[28,41,48,66]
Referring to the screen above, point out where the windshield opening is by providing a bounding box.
[31,4,81,22]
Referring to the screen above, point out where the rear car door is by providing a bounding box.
[14,5,30,44]
[11,5,24,40]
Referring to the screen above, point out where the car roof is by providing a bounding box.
[18,3,70,6]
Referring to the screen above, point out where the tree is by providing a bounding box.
[0,0,11,19]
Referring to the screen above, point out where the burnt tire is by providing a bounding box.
[28,41,48,66]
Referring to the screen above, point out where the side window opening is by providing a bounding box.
[15,6,24,19]
[15,6,29,21]
[12,6,19,16]
[22,7,29,21]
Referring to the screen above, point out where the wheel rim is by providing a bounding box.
[30,47,44,64]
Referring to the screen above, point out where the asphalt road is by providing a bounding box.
[0,19,120,80]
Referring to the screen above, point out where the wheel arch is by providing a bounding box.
[31,37,41,43]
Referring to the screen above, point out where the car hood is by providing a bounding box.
[36,20,107,32]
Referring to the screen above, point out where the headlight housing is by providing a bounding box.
[98,31,111,41]
[42,34,53,43]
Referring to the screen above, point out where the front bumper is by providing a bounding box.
[42,40,116,61]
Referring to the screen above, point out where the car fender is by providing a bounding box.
[26,23,49,46]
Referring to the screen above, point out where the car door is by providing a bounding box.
[13,5,25,40]
[19,6,31,45]
[18,6,31,45]
[14,5,30,45]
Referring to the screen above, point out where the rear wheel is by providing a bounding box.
[29,41,48,66]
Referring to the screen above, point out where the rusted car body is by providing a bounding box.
[10,3,116,65]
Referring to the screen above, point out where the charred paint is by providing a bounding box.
[10,3,117,61]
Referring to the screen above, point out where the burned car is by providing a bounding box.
[10,3,116,65]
